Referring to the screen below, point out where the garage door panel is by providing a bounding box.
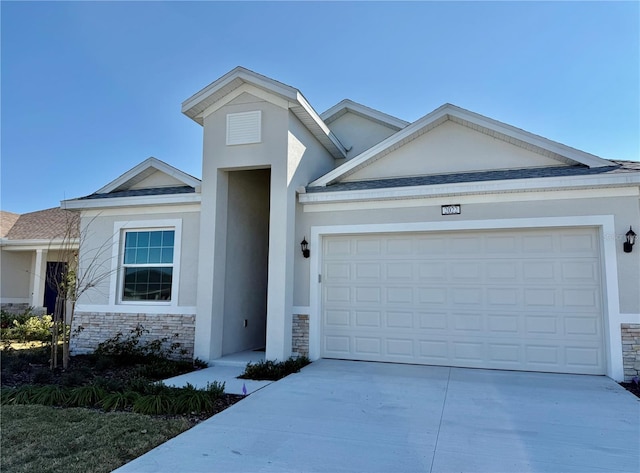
[354,337,380,355]
[322,229,605,375]
[355,310,381,328]
[355,287,381,303]
[418,287,447,304]
[488,314,519,333]
[387,311,413,328]
[418,262,448,280]
[452,288,483,305]
[386,339,414,357]
[325,286,350,303]
[355,239,380,255]
[487,288,519,306]
[418,312,448,330]
[486,262,518,280]
[564,316,599,336]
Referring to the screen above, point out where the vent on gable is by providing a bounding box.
[226,111,262,145]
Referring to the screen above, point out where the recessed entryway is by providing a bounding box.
[221,168,270,355]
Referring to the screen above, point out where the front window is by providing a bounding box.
[122,230,174,301]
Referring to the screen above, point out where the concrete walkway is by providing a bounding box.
[162,350,272,395]
[115,360,640,473]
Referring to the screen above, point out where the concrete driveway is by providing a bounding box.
[115,360,639,473]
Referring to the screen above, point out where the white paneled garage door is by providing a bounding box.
[322,228,605,374]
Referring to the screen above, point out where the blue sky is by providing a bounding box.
[1,1,638,214]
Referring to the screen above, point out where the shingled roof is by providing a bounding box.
[3,208,79,241]
[78,186,195,200]
[306,161,640,194]
[0,211,20,238]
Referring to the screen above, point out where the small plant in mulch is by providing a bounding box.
[239,356,310,381]
[1,378,228,417]
[0,325,239,419]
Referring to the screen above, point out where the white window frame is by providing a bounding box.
[110,219,182,307]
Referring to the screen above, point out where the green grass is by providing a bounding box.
[0,405,191,473]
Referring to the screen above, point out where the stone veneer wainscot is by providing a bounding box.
[292,313,309,357]
[622,324,640,381]
[71,311,195,359]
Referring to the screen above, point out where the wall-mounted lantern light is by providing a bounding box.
[301,237,310,258]
[624,227,636,253]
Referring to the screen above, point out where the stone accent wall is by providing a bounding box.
[622,323,640,381]
[71,311,195,359]
[292,314,309,357]
[0,303,31,315]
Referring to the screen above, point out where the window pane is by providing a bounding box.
[149,231,162,246]
[161,248,173,264]
[137,232,150,247]
[125,232,137,248]
[148,248,162,264]
[123,267,172,301]
[163,231,174,247]
[135,248,148,264]
[123,249,136,265]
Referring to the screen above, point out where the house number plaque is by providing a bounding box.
[441,204,461,215]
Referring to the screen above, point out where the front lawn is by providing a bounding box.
[0,323,244,473]
[1,405,191,473]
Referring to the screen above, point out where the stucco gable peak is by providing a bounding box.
[95,157,201,194]
[310,103,615,187]
[321,99,410,131]
[181,66,347,159]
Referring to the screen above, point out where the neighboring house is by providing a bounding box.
[0,208,79,315]
[9,67,640,380]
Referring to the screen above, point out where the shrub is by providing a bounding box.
[239,356,311,381]
[100,390,140,411]
[67,385,107,407]
[93,324,184,365]
[0,313,53,343]
[31,385,69,406]
[133,393,173,415]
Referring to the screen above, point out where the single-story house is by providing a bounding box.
[4,67,640,380]
[1,208,79,316]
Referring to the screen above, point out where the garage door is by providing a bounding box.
[322,228,605,374]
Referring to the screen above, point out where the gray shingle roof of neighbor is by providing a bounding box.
[78,186,196,200]
[4,208,79,240]
[306,161,640,193]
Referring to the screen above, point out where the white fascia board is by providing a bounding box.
[321,99,410,130]
[0,238,79,251]
[96,157,201,194]
[61,193,201,210]
[182,67,299,123]
[197,83,291,122]
[299,172,640,205]
[310,104,615,187]
[294,92,347,159]
[448,106,613,168]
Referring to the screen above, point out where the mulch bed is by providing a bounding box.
[1,349,245,426]
[619,382,640,399]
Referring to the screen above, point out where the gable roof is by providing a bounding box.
[310,103,616,187]
[96,157,200,194]
[2,208,79,241]
[62,157,202,210]
[320,99,409,131]
[181,66,347,159]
